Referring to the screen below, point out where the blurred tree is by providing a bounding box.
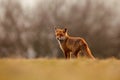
[0,0,120,59]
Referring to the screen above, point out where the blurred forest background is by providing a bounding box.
[0,0,120,59]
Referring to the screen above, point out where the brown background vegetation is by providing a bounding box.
[0,0,120,59]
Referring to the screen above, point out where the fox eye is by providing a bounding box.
[56,34,59,36]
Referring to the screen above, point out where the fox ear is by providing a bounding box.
[64,28,67,33]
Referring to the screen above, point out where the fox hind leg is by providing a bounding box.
[73,50,80,58]
[81,46,95,59]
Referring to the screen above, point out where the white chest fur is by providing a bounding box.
[58,40,64,52]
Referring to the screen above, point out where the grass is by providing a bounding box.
[0,58,120,80]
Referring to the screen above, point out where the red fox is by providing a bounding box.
[55,27,95,59]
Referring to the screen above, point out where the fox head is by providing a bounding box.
[54,27,68,41]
